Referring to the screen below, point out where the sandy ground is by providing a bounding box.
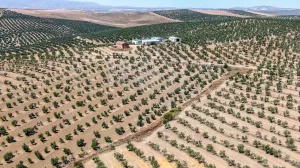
[83,37,300,168]
[84,143,177,168]
[1,43,229,168]
[193,10,249,18]
[2,36,299,168]
[84,67,253,168]
[10,9,178,28]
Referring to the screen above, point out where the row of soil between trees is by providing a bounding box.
[70,66,252,167]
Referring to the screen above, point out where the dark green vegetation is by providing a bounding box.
[163,108,180,123]
[275,15,300,20]
[2,9,300,57]
[3,14,300,58]
[85,18,300,50]
[153,9,234,22]
[0,10,117,50]
[226,10,262,17]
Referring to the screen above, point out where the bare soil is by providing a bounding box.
[193,10,249,18]
[81,66,251,168]
[10,9,179,28]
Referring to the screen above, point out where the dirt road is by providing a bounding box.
[71,66,252,167]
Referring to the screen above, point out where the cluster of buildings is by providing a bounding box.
[132,36,181,45]
[115,36,181,49]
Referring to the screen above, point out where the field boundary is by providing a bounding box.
[66,117,164,167]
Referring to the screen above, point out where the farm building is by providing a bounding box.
[132,39,142,45]
[142,39,161,45]
[151,37,165,42]
[169,36,181,43]
[116,41,130,49]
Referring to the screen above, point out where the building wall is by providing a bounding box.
[142,40,160,45]
[123,44,129,48]
[116,43,129,49]
[151,37,164,42]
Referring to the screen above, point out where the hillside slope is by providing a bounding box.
[225,10,263,17]
[193,10,249,18]
[1,8,300,168]
[153,9,235,22]
[0,10,116,50]
[11,9,179,28]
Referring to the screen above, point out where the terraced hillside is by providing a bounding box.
[0,10,116,50]
[153,9,235,22]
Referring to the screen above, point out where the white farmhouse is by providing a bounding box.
[151,37,164,42]
[169,36,181,43]
[142,39,160,45]
[132,39,142,45]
